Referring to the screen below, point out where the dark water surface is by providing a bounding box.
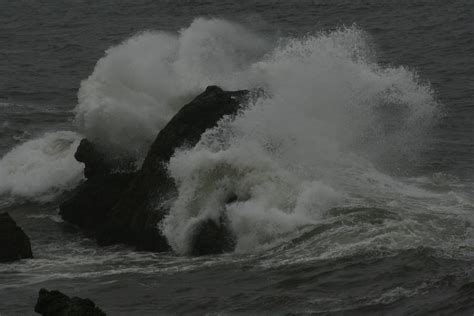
[1,1,473,315]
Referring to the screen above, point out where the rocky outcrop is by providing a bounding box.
[73,138,136,179]
[97,86,248,251]
[60,86,248,254]
[59,139,136,234]
[0,212,33,262]
[35,288,106,316]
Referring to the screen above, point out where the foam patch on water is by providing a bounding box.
[0,131,84,202]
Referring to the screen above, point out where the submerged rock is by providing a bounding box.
[190,218,236,256]
[35,288,106,316]
[0,212,33,263]
[61,86,248,254]
[190,192,239,256]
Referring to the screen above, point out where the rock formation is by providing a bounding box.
[0,212,33,262]
[35,288,106,316]
[60,139,135,234]
[60,86,249,254]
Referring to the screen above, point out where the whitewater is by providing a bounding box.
[1,11,473,314]
[1,18,468,252]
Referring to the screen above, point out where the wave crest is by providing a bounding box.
[0,131,83,202]
[75,18,269,158]
[159,23,440,254]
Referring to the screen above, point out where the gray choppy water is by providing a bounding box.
[1,1,473,315]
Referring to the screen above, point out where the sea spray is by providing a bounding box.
[160,24,440,254]
[75,18,270,159]
[75,18,437,163]
[0,131,83,202]
[0,19,441,253]
[163,143,342,254]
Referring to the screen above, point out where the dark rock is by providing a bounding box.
[0,212,33,263]
[190,218,236,256]
[59,139,136,235]
[35,288,106,316]
[59,173,135,233]
[74,139,109,179]
[97,86,249,251]
[74,139,135,179]
[189,192,240,256]
[60,86,248,254]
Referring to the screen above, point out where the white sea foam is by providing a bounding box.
[158,22,440,254]
[0,131,84,202]
[1,18,447,254]
[75,18,269,158]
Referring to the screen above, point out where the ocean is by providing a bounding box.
[0,0,473,314]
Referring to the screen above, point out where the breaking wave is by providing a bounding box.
[75,18,270,158]
[72,18,449,255]
[2,18,457,256]
[156,20,443,254]
[0,131,83,202]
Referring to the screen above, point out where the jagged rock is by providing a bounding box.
[35,288,106,316]
[97,86,249,252]
[0,212,33,263]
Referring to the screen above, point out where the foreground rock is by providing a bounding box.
[35,288,106,316]
[60,86,248,254]
[0,212,33,262]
